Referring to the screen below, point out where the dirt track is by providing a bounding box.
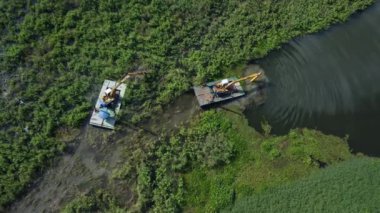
[9,93,200,213]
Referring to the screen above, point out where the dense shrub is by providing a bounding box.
[62,190,124,213]
[130,110,236,212]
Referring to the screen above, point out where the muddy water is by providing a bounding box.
[244,2,380,156]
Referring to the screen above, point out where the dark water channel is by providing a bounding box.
[244,2,380,156]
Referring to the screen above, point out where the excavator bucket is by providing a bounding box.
[248,72,262,82]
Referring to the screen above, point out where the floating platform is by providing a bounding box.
[89,80,126,129]
[194,75,269,108]
[193,77,245,107]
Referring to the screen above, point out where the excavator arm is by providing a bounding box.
[110,71,148,97]
[224,71,263,89]
[214,71,263,92]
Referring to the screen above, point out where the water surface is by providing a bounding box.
[244,2,380,156]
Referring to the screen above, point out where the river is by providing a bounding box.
[244,2,380,156]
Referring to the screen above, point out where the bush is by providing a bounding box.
[61,103,91,127]
[62,190,124,213]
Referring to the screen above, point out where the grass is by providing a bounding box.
[182,110,352,212]
[226,157,380,213]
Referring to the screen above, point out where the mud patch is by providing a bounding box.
[9,91,201,212]
[0,72,10,98]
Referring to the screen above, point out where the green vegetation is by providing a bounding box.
[226,157,380,213]
[62,190,124,213]
[182,110,352,212]
[106,110,353,212]
[111,110,239,212]
[0,0,374,209]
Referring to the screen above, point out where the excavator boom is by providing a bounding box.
[224,71,263,89]
[110,71,148,97]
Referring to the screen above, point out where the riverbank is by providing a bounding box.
[61,108,370,212]
[181,110,353,212]
[0,0,376,211]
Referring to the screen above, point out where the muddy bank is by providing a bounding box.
[9,93,200,212]
[10,126,120,213]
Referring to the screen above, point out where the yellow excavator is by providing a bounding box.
[193,71,267,107]
[102,71,148,105]
[213,71,263,96]
[91,70,149,129]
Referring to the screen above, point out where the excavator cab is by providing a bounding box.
[100,87,120,109]
[213,79,237,97]
[90,71,148,129]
